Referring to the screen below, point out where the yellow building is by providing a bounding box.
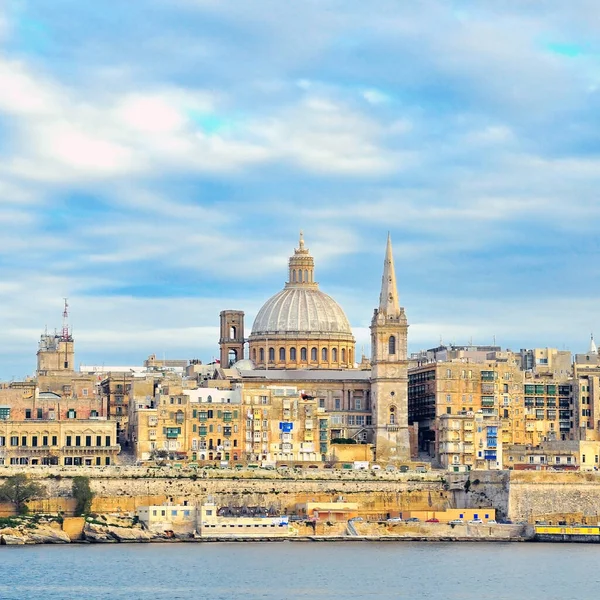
[0,412,118,466]
[438,412,502,471]
[239,386,330,464]
[184,388,243,463]
[137,504,198,534]
[296,501,359,522]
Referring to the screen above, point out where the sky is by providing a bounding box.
[1,0,600,379]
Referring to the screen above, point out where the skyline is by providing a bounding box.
[1,1,600,378]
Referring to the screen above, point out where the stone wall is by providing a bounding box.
[0,466,451,517]
[6,467,600,522]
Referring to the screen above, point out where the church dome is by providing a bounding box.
[251,287,352,335]
[248,233,356,370]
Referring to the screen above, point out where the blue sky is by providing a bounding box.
[0,0,599,379]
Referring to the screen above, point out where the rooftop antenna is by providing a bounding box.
[61,298,70,341]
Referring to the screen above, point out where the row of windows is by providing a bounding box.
[252,347,352,363]
[0,435,110,447]
[291,268,312,283]
[2,457,111,466]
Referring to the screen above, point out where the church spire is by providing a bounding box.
[590,333,597,355]
[378,233,400,316]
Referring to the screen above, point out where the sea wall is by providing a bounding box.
[4,467,600,523]
[0,466,455,517]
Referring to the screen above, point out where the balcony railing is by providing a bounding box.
[61,445,121,454]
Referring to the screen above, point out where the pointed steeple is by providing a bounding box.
[590,333,597,355]
[378,233,400,316]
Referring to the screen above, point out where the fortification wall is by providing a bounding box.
[6,467,600,522]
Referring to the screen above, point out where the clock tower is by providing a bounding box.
[370,234,410,462]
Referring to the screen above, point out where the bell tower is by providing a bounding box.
[219,310,245,367]
[370,234,410,462]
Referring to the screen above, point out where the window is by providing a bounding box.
[301,347,307,361]
[21,436,27,447]
[32,436,38,447]
[9,437,17,447]
[25,409,31,419]
[388,336,396,355]
[52,436,57,446]
[106,436,111,447]
[355,398,362,410]
[332,348,337,362]
[279,347,285,361]
[66,436,72,447]
[321,348,328,361]
[42,436,48,446]
[85,436,92,447]
[290,347,297,361]
[259,348,264,363]
[75,436,81,447]
[67,409,76,419]
[341,348,346,363]
[311,347,317,361]
[389,406,396,424]
[268,347,275,362]
[37,408,43,419]
[319,399,325,409]
[334,398,341,410]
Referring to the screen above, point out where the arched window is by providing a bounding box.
[311,347,317,361]
[269,347,275,362]
[388,335,396,355]
[304,269,308,282]
[259,348,264,363]
[290,347,297,361]
[230,326,236,340]
[252,348,256,361]
[389,406,396,425]
[207,395,212,403]
[293,270,297,282]
[332,348,337,362]
[341,348,346,363]
[321,348,328,361]
[349,349,353,365]
[279,347,286,361]
[301,347,307,361]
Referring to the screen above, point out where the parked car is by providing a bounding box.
[486,520,497,525]
[371,464,382,470]
[387,517,403,523]
[468,518,484,525]
[449,519,464,525]
[426,518,440,523]
[405,517,420,522]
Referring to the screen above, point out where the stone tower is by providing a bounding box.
[219,310,245,367]
[370,234,410,462]
[36,300,75,376]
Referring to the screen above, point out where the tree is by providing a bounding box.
[72,476,94,516]
[0,474,45,515]
[151,448,169,466]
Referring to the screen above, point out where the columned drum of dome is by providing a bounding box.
[249,233,356,370]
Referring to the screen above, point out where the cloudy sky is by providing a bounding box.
[0,0,599,379]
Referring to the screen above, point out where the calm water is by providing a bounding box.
[0,541,597,599]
